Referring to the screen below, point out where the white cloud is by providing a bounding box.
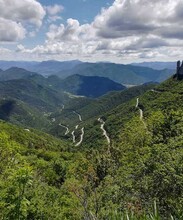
[0,18,26,41]
[93,0,183,39]
[46,19,79,41]
[13,0,183,62]
[46,18,95,42]
[0,0,45,42]
[47,15,62,23]
[46,4,64,16]
[45,4,64,23]
[0,0,45,27]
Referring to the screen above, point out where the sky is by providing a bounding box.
[0,0,183,63]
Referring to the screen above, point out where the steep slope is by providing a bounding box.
[0,120,75,219]
[45,75,183,218]
[0,99,51,130]
[56,62,173,85]
[0,79,65,111]
[0,76,66,130]
[73,76,183,217]
[81,76,183,148]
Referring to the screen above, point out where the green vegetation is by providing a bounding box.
[0,71,182,219]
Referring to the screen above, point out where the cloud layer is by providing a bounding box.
[2,0,183,62]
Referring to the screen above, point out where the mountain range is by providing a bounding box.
[55,62,173,85]
[0,60,81,75]
[0,60,174,85]
[131,61,176,70]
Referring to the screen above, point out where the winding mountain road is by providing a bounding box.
[150,89,161,93]
[59,109,84,145]
[98,118,111,145]
[72,111,85,145]
[135,97,139,108]
[73,111,82,122]
[139,109,143,120]
[135,98,147,128]
[59,123,69,135]
[71,131,76,143]
[75,128,85,146]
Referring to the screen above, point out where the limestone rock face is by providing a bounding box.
[175,60,183,79]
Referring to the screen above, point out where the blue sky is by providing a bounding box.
[39,0,114,24]
[0,0,183,63]
[21,0,114,47]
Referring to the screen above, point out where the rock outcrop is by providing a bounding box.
[175,60,183,80]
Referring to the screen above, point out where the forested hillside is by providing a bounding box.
[0,72,182,219]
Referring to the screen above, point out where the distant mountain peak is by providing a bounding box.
[6,66,26,71]
[4,67,37,75]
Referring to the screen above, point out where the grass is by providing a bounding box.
[105,201,178,220]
